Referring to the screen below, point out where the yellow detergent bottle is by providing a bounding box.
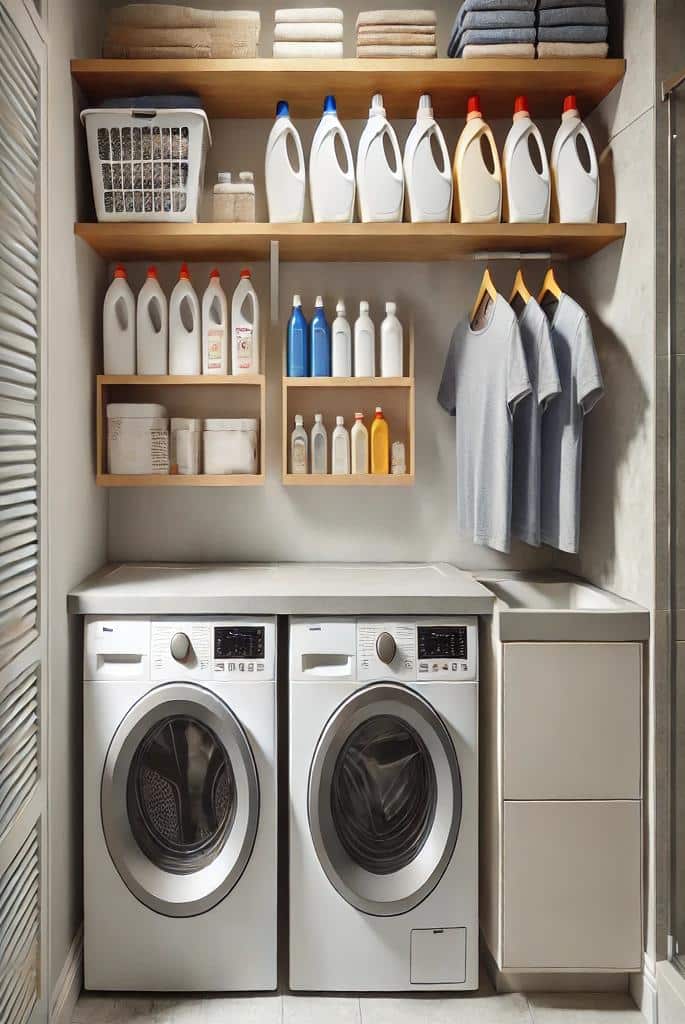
[370,406,389,474]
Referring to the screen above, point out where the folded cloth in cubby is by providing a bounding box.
[459,9,535,29]
[537,40,608,57]
[356,8,436,25]
[357,43,437,55]
[275,7,343,21]
[273,40,343,55]
[274,21,343,39]
[457,0,535,8]
[103,6,260,57]
[356,9,437,56]
[461,41,535,57]
[274,6,343,56]
[448,0,536,57]
[537,24,607,42]
[538,0,605,6]
[538,5,608,26]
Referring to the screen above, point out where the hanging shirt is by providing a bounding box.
[540,292,604,554]
[438,294,531,552]
[512,298,561,546]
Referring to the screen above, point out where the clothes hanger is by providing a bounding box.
[470,267,498,326]
[509,268,532,310]
[538,266,562,304]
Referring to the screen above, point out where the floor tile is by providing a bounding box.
[203,994,282,1024]
[73,995,160,1023]
[528,993,644,1024]
[283,995,360,1024]
[360,991,531,1024]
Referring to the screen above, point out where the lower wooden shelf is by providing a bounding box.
[283,473,413,486]
[97,472,264,487]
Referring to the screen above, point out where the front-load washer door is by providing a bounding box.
[308,682,462,917]
[101,682,259,918]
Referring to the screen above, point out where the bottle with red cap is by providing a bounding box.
[453,94,502,224]
[202,268,228,375]
[231,268,260,375]
[502,95,550,224]
[550,94,599,224]
[169,262,201,375]
[136,265,168,375]
[103,263,136,374]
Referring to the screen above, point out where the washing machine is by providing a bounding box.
[289,616,478,992]
[83,615,277,991]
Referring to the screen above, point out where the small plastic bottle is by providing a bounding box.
[354,301,375,378]
[331,416,350,475]
[287,294,309,377]
[310,413,328,474]
[232,268,260,375]
[291,414,308,474]
[332,300,352,377]
[351,412,369,474]
[391,440,406,475]
[381,301,403,377]
[310,296,331,377]
[202,269,229,375]
[371,406,389,474]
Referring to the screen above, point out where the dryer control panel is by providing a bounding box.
[357,617,478,682]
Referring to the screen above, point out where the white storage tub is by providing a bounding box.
[203,418,259,475]
[81,107,211,222]
[107,403,169,475]
[171,417,202,476]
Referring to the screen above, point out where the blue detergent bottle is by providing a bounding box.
[310,296,331,376]
[287,294,309,376]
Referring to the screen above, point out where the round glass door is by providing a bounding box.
[308,683,461,917]
[102,683,259,917]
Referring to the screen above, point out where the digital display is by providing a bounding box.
[214,626,265,660]
[418,626,467,661]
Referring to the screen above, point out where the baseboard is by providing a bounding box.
[482,945,629,995]
[657,959,685,1024]
[630,955,658,1024]
[50,925,83,1024]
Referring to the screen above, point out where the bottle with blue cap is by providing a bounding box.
[309,95,355,223]
[265,99,305,223]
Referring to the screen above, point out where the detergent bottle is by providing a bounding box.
[453,95,502,224]
[291,414,308,474]
[103,264,135,374]
[136,266,168,375]
[309,95,355,223]
[231,269,260,375]
[356,93,404,222]
[331,300,352,377]
[370,406,389,475]
[169,263,201,375]
[550,95,599,223]
[351,412,369,474]
[331,416,350,474]
[380,301,403,377]
[202,269,228,375]
[310,296,331,377]
[403,94,452,223]
[503,96,550,224]
[354,301,375,378]
[310,413,328,474]
[287,294,309,377]
[265,100,306,223]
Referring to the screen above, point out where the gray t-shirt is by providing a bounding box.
[512,298,561,546]
[540,292,604,554]
[438,294,531,552]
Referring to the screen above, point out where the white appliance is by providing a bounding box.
[83,615,277,991]
[289,616,478,992]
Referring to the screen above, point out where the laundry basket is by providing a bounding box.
[81,107,211,222]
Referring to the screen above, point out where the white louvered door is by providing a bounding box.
[0,3,46,1024]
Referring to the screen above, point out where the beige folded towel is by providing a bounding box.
[357,9,436,27]
[104,43,212,58]
[461,42,536,58]
[275,21,343,40]
[358,31,435,44]
[537,41,608,58]
[356,42,437,56]
[109,4,260,29]
[273,40,344,56]
[276,7,343,22]
[104,24,260,58]
[358,22,434,34]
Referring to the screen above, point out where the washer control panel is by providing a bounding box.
[357,617,478,682]
[149,617,276,681]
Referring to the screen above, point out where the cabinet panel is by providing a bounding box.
[502,800,642,971]
[503,643,641,800]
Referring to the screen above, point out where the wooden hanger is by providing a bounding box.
[538,266,562,303]
[470,267,498,325]
[509,268,532,308]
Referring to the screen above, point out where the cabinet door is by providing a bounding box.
[502,800,642,971]
[503,643,641,800]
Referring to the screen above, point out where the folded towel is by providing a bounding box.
[109,4,261,29]
[275,21,343,39]
[357,9,436,27]
[458,0,535,10]
[537,40,608,57]
[273,39,343,55]
[537,24,607,41]
[449,25,535,56]
[104,24,260,57]
[103,43,212,58]
[356,42,437,55]
[539,6,608,26]
[458,10,535,30]
[358,21,434,33]
[538,0,605,6]
[461,41,536,57]
[358,30,435,43]
[276,7,343,21]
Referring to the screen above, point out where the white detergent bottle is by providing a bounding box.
[310,413,328,474]
[351,412,369,474]
[354,301,375,378]
[356,93,404,223]
[291,414,308,474]
[403,94,452,223]
[332,300,352,377]
[169,263,201,375]
[265,100,306,223]
[309,95,355,224]
[551,94,599,224]
[103,264,135,374]
[453,95,502,224]
[381,301,403,377]
[503,96,550,224]
[331,416,350,474]
[136,266,168,375]
[231,268,260,375]
[202,269,228,375]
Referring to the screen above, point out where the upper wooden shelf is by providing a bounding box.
[71,57,625,119]
[75,222,625,262]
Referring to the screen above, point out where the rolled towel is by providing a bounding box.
[358,31,436,43]
[356,42,437,55]
[276,7,343,21]
[103,43,213,58]
[458,10,536,29]
[358,22,434,33]
[537,24,608,42]
[273,39,343,55]
[275,21,343,39]
[461,41,536,57]
[539,6,608,26]
[538,0,605,6]
[449,25,535,57]
[537,40,608,57]
[109,4,261,29]
[357,9,436,27]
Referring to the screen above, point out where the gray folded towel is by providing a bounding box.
[538,0,605,6]
[539,6,608,26]
[537,24,607,42]
[455,25,535,51]
[459,10,535,29]
[459,0,535,10]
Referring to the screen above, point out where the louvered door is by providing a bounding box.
[0,3,46,1024]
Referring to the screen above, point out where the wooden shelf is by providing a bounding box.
[97,473,264,487]
[99,374,264,386]
[283,473,413,486]
[75,222,625,263]
[71,57,625,119]
[285,376,413,388]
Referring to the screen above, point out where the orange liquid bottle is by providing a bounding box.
[370,406,389,475]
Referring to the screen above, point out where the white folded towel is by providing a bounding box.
[274,21,343,40]
[276,7,343,22]
[273,39,344,55]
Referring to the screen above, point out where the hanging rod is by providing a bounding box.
[471,251,562,262]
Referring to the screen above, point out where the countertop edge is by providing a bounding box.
[67,594,495,616]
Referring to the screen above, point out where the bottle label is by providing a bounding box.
[207,327,225,370]
[292,438,307,474]
[235,324,254,370]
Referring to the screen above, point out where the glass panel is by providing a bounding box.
[127,716,236,874]
[330,714,437,875]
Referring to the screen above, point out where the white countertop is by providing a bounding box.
[68,562,494,616]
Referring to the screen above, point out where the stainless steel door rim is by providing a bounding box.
[102,682,259,918]
[308,682,462,917]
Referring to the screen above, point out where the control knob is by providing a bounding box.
[170,632,191,663]
[376,631,397,665]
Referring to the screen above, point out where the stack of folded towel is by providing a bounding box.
[356,10,437,58]
[448,0,536,59]
[273,8,344,57]
[103,4,260,58]
[537,0,609,59]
